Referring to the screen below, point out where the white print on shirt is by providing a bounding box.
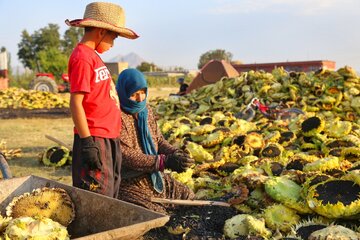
[94,66,111,83]
[110,80,120,109]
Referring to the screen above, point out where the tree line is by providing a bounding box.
[7,23,234,79]
[17,24,82,79]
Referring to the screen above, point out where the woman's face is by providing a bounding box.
[130,88,146,102]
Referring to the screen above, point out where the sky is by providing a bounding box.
[1,0,360,72]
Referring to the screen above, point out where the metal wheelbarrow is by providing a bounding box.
[0,175,169,239]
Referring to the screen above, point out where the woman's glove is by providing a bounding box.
[80,136,102,170]
[164,150,194,173]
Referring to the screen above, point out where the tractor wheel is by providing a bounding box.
[29,76,58,93]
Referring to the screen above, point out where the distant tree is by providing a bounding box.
[197,49,233,69]
[137,62,162,72]
[173,66,186,72]
[62,27,83,55]
[17,24,68,77]
[18,30,37,70]
[34,24,61,49]
[37,47,68,79]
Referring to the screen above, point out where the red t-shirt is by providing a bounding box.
[68,43,121,138]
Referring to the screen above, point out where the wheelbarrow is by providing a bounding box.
[0,175,170,239]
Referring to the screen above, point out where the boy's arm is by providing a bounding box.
[70,93,90,138]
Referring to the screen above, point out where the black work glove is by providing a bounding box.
[165,150,194,173]
[80,136,102,170]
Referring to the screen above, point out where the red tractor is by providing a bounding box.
[29,73,70,93]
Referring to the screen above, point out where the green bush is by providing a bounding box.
[146,75,191,88]
[9,72,191,90]
[9,72,35,89]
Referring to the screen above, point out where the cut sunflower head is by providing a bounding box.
[245,131,265,150]
[325,120,352,138]
[260,160,284,177]
[290,218,330,240]
[265,176,313,214]
[279,131,297,147]
[301,116,325,137]
[286,158,310,171]
[303,156,340,173]
[5,187,75,227]
[263,204,301,233]
[308,225,360,240]
[0,215,12,234]
[4,216,70,240]
[41,146,71,167]
[223,214,272,239]
[264,130,281,143]
[199,116,215,125]
[300,174,332,199]
[185,141,214,163]
[341,147,360,163]
[306,178,360,219]
[201,130,224,148]
[260,143,284,159]
[176,116,193,126]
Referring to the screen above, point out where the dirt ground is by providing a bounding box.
[143,205,240,240]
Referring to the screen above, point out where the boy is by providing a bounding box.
[65,2,138,198]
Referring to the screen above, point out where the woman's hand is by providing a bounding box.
[164,150,194,173]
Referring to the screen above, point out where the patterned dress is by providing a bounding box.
[118,105,194,214]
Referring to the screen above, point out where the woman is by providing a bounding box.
[116,68,195,214]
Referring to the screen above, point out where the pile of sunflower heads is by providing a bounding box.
[150,66,360,239]
[0,139,21,160]
[0,87,69,109]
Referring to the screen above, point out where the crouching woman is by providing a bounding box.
[116,68,195,214]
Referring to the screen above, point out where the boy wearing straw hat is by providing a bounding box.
[65,2,138,198]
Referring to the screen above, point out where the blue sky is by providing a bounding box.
[1,0,360,71]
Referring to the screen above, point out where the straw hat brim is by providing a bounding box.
[65,19,139,39]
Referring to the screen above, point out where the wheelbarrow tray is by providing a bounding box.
[0,175,169,239]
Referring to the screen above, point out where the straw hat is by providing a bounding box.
[65,2,138,39]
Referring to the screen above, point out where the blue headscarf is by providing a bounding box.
[116,69,163,193]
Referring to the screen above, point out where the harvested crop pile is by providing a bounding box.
[0,87,69,109]
[0,139,21,159]
[0,87,70,118]
[147,66,360,239]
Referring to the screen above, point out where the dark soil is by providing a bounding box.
[143,205,240,240]
[0,108,70,119]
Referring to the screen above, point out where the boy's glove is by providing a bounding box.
[165,150,194,173]
[80,136,102,170]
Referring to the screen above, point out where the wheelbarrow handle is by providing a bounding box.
[151,197,231,207]
[0,152,12,179]
[45,135,72,149]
